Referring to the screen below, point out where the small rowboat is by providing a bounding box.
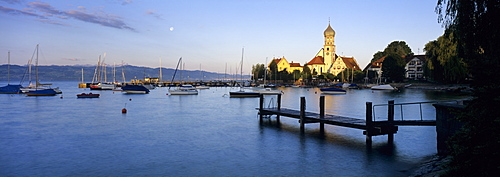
[77,93,100,98]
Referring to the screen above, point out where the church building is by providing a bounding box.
[307,22,361,76]
[268,22,361,77]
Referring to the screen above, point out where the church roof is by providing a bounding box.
[324,23,335,37]
[341,57,361,70]
[307,56,325,65]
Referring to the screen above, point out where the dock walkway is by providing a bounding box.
[258,95,437,144]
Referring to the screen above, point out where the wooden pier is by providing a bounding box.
[258,95,436,145]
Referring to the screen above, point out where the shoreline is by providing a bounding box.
[390,83,471,91]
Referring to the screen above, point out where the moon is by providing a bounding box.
[169,27,174,31]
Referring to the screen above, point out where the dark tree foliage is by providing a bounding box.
[268,60,278,80]
[371,51,386,63]
[381,54,406,82]
[436,0,500,176]
[424,29,468,83]
[301,64,312,82]
[383,41,414,57]
[251,64,265,81]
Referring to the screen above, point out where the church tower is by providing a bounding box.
[323,21,336,68]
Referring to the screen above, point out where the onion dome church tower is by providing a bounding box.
[322,21,336,68]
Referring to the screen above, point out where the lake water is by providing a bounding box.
[0,81,469,177]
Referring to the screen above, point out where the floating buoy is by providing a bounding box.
[122,108,127,113]
[166,93,169,95]
[129,98,132,101]
[60,96,63,99]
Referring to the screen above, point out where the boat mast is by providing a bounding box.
[159,57,162,83]
[7,51,10,84]
[240,47,244,86]
[81,68,84,83]
[169,57,182,89]
[35,44,39,88]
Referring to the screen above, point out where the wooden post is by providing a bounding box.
[319,96,325,134]
[300,97,306,133]
[388,100,394,144]
[366,102,373,146]
[277,94,282,122]
[259,94,264,122]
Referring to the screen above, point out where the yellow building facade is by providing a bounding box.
[268,22,361,76]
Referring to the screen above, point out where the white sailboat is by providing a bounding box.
[90,54,115,90]
[229,48,260,97]
[23,44,59,96]
[168,57,198,95]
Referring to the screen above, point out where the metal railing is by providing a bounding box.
[372,100,467,121]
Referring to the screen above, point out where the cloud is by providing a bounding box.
[1,0,24,4]
[145,9,162,20]
[119,0,133,6]
[0,1,135,31]
[66,9,135,31]
[0,5,45,18]
[62,58,81,61]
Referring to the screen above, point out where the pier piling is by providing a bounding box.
[388,100,395,144]
[320,96,325,134]
[365,102,373,146]
[300,97,306,133]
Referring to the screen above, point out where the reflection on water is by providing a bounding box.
[0,81,469,176]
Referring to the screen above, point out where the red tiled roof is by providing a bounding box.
[341,57,361,70]
[306,56,324,65]
[289,62,301,67]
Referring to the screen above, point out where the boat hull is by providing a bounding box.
[371,84,397,90]
[320,87,347,94]
[0,84,22,94]
[77,93,100,98]
[229,91,260,97]
[169,90,199,95]
[89,83,115,90]
[25,89,57,96]
[121,85,150,94]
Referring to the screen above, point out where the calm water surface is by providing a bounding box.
[0,81,469,176]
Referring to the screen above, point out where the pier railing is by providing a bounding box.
[372,100,467,121]
[258,95,467,145]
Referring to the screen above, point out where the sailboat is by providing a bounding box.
[89,54,115,90]
[168,57,198,95]
[229,48,260,97]
[24,44,58,96]
[0,51,22,94]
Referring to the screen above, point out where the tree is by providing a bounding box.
[268,60,278,81]
[424,30,468,83]
[381,54,406,82]
[301,65,312,83]
[436,0,500,176]
[383,41,414,57]
[251,64,265,81]
[371,51,386,63]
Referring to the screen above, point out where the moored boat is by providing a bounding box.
[0,84,22,94]
[320,87,347,94]
[89,82,115,90]
[25,88,57,96]
[257,88,282,95]
[371,84,397,90]
[77,93,100,98]
[229,90,260,97]
[122,84,150,94]
[169,84,198,95]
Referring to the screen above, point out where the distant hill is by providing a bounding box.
[0,64,248,82]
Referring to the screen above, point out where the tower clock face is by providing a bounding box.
[326,52,329,55]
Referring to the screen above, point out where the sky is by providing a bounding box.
[0,0,445,75]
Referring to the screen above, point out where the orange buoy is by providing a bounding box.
[122,108,127,113]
